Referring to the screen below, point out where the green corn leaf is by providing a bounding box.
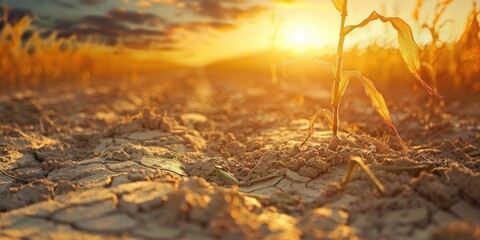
[214,165,240,185]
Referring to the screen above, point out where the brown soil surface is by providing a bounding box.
[0,70,479,239]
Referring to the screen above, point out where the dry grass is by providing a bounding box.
[0,14,175,88]
[450,6,480,91]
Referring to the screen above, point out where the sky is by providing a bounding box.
[2,0,478,66]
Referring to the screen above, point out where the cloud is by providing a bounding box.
[140,0,268,21]
[50,0,76,9]
[53,14,167,46]
[190,2,268,20]
[107,8,164,26]
[166,21,237,35]
[80,0,106,4]
[136,1,152,7]
[58,9,167,47]
[37,0,269,52]
[47,1,247,51]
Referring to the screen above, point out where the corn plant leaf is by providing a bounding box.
[214,165,240,185]
[339,71,357,98]
[321,108,334,130]
[331,0,343,12]
[331,71,357,104]
[357,74,408,150]
[277,57,336,81]
[300,108,322,147]
[300,107,333,147]
[348,156,385,194]
[344,11,440,97]
[308,57,336,80]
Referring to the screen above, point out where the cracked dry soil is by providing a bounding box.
[0,72,479,240]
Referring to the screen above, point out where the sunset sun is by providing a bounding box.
[282,22,322,52]
[289,29,311,47]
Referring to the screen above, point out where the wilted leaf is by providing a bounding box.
[331,71,357,104]
[351,156,385,195]
[277,57,335,81]
[372,162,435,175]
[309,57,336,80]
[357,74,407,150]
[344,11,440,97]
[300,107,333,147]
[321,108,334,130]
[332,0,343,12]
[300,108,321,147]
[358,76,391,122]
[341,156,385,195]
[0,169,28,183]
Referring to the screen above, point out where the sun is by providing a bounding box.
[290,30,310,46]
[282,24,320,52]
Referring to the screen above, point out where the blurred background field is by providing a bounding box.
[0,1,479,101]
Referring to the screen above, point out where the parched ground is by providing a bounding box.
[0,70,479,240]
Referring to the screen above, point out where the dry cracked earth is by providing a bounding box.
[0,71,479,239]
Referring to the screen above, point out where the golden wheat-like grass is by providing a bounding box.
[0,13,173,88]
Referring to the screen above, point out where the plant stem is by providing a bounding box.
[428,57,438,114]
[270,8,283,99]
[270,8,279,85]
[428,34,441,114]
[329,0,348,150]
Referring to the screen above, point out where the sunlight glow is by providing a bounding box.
[280,17,327,53]
[289,29,311,47]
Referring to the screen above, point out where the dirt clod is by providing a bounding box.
[298,166,319,178]
[0,179,55,211]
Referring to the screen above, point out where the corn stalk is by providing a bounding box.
[328,0,348,151]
